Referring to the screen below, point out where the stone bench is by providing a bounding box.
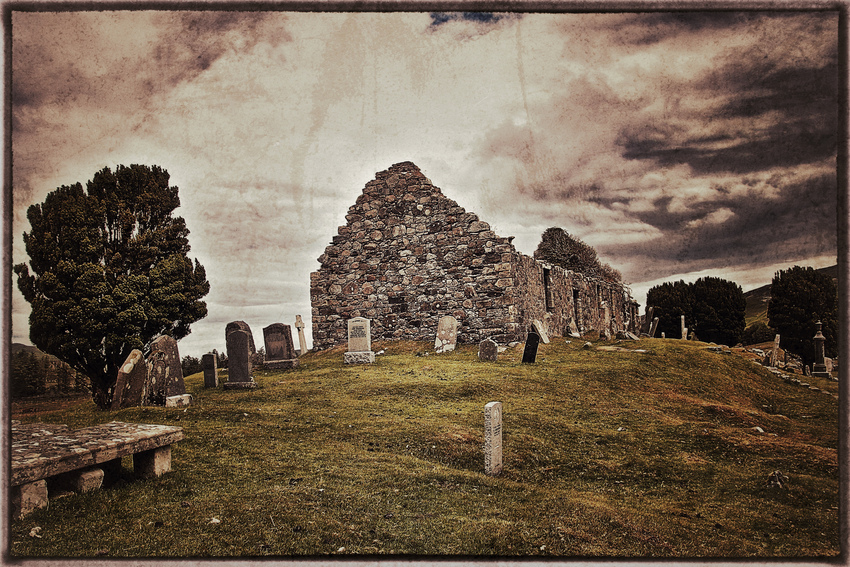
[11,420,185,519]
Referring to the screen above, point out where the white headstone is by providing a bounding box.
[771,334,780,367]
[435,315,459,353]
[681,315,686,340]
[532,319,550,344]
[345,317,375,364]
[484,401,503,476]
[294,315,308,356]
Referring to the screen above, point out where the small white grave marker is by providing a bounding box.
[484,401,503,476]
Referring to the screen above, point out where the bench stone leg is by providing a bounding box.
[134,445,172,479]
[101,458,122,483]
[50,467,105,496]
[11,480,48,519]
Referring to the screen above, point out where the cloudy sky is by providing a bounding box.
[10,9,839,357]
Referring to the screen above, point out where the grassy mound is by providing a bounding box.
[10,338,839,557]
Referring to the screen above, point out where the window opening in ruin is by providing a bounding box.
[573,289,581,329]
[543,268,553,311]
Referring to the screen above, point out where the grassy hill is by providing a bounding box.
[9,338,839,558]
[744,264,838,327]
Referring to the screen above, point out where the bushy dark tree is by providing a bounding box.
[533,227,622,283]
[741,321,776,346]
[181,355,203,377]
[690,277,746,345]
[646,277,745,345]
[14,164,210,409]
[646,280,694,338]
[10,351,45,398]
[768,266,837,366]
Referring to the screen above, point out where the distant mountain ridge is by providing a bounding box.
[744,264,838,327]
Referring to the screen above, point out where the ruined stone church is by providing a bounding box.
[310,162,639,350]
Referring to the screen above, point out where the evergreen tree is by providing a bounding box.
[533,227,622,283]
[181,355,203,377]
[768,266,837,366]
[14,164,210,409]
[646,280,694,338]
[741,321,776,346]
[690,277,746,345]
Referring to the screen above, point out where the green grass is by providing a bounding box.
[10,338,840,558]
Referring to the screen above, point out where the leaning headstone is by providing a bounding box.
[224,329,256,389]
[522,328,540,363]
[263,323,299,370]
[641,306,655,334]
[145,336,185,405]
[294,315,308,356]
[771,334,781,367]
[568,318,580,337]
[111,350,147,409]
[484,401,503,476]
[225,321,256,353]
[649,317,659,338]
[478,339,498,362]
[434,315,459,353]
[202,353,218,388]
[532,319,550,344]
[344,317,375,364]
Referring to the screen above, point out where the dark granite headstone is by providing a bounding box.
[145,336,184,405]
[202,353,218,388]
[522,329,540,363]
[111,350,147,409]
[225,329,255,388]
[478,339,498,362]
[263,323,299,369]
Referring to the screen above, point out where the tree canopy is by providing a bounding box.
[533,227,622,283]
[15,164,210,408]
[768,266,837,366]
[646,276,745,345]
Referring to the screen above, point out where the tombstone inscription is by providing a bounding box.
[344,317,375,364]
[484,401,503,476]
[145,336,185,405]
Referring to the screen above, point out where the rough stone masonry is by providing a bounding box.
[310,162,638,349]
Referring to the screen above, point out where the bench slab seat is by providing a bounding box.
[11,421,184,518]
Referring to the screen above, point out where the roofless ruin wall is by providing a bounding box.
[310,162,638,351]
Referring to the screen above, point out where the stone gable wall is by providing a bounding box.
[310,162,638,351]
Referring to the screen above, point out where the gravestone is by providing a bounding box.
[224,329,256,389]
[225,321,256,353]
[532,320,550,344]
[771,334,781,368]
[681,315,686,340]
[145,336,185,405]
[522,328,540,363]
[435,315,459,353]
[111,350,147,409]
[484,401,503,476]
[263,323,299,370]
[202,353,218,388]
[812,321,830,378]
[805,365,811,377]
[641,306,654,334]
[478,339,498,362]
[568,318,580,337]
[344,317,375,364]
[661,332,665,339]
[649,317,659,338]
[294,315,308,356]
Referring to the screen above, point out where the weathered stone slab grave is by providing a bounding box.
[263,323,300,370]
[294,315,308,356]
[484,401,503,476]
[225,328,256,389]
[532,319,550,344]
[344,317,375,364]
[649,317,659,338]
[478,338,498,362]
[202,353,218,388]
[522,328,540,363]
[771,334,781,367]
[111,349,146,409]
[435,315,459,353]
[641,306,654,334]
[146,336,185,406]
[11,421,184,519]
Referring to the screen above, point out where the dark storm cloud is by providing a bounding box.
[430,12,511,27]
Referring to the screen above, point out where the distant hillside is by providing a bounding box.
[744,264,838,327]
[12,343,49,358]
